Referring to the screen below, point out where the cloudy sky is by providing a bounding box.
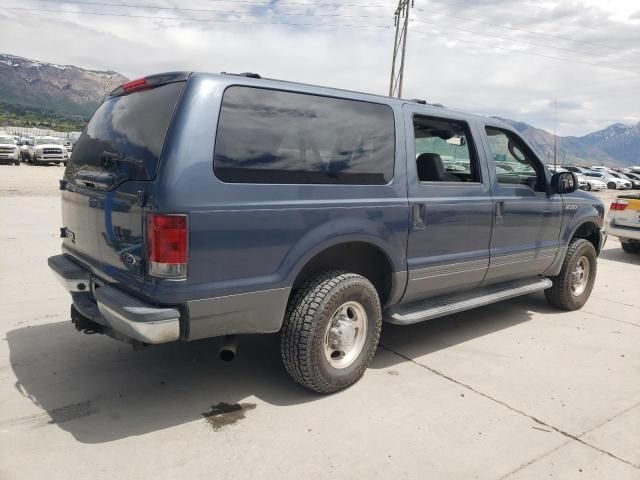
[1,0,639,135]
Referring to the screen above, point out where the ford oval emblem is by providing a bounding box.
[122,253,137,266]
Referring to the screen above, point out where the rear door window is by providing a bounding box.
[65,82,183,188]
[214,86,395,184]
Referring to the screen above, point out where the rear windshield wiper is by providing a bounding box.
[74,170,128,190]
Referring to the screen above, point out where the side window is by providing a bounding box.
[413,115,480,183]
[214,86,395,185]
[485,127,545,191]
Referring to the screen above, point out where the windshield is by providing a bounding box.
[0,137,14,145]
[37,137,64,145]
[65,81,183,188]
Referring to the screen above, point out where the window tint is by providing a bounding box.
[65,82,183,188]
[214,86,395,184]
[413,115,480,183]
[485,127,544,191]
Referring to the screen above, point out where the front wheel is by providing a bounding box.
[545,238,597,310]
[280,271,382,394]
[607,182,617,189]
[585,183,592,191]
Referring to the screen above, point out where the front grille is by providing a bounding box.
[43,148,63,155]
[0,147,14,153]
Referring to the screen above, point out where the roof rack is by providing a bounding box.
[221,72,261,79]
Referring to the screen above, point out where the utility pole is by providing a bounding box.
[553,97,558,169]
[389,0,413,98]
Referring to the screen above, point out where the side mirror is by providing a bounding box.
[551,171,578,194]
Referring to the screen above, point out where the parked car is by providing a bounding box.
[0,136,21,165]
[26,136,69,165]
[612,172,640,190]
[564,166,590,175]
[546,165,569,173]
[576,174,605,191]
[608,194,640,253]
[591,166,614,173]
[49,72,607,393]
[583,171,632,190]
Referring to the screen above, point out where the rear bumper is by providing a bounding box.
[608,221,640,241]
[48,254,180,344]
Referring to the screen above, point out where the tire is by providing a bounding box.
[607,182,616,189]
[621,241,640,254]
[280,271,382,394]
[545,238,597,311]
[586,183,592,191]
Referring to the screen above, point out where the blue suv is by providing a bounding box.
[49,72,606,393]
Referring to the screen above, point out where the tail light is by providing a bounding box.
[121,77,149,93]
[146,214,187,279]
[610,200,629,211]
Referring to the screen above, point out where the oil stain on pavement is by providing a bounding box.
[202,402,256,431]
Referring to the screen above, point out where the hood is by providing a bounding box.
[36,143,68,151]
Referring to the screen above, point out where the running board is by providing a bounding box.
[385,277,552,325]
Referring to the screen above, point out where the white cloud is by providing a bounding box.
[0,0,638,136]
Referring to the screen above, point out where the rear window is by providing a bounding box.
[214,86,395,184]
[65,82,183,188]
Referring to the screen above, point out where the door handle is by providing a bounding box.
[495,201,505,225]
[411,203,427,229]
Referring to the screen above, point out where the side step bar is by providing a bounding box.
[385,277,552,325]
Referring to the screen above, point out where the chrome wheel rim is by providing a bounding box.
[570,256,590,296]
[324,301,368,369]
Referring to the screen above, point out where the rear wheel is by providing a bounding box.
[621,241,640,254]
[545,238,597,310]
[280,271,382,394]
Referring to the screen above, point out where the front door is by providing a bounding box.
[480,124,563,284]
[403,108,493,303]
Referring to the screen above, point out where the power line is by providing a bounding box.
[45,0,388,12]
[410,17,639,70]
[40,0,392,20]
[409,27,640,76]
[3,6,393,28]
[415,7,627,53]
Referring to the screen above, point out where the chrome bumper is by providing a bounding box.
[48,254,180,344]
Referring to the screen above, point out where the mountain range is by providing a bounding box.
[0,53,638,166]
[494,117,640,168]
[0,53,127,119]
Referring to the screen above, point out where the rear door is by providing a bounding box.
[61,79,185,286]
[403,106,493,303]
[480,123,563,284]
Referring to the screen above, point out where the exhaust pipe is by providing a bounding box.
[219,335,238,362]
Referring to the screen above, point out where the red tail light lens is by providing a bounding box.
[146,214,187,278]
[610,200,629,211]
[122,77,149,93]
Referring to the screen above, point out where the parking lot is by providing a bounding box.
[0,164,638,479]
